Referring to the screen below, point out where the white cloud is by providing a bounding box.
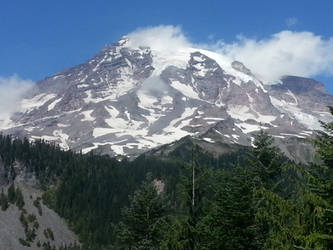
[285,17,298,27]
[126,25,191,52]
[216,31,333,83]
[0,75,34,120]
[125,26,333,84]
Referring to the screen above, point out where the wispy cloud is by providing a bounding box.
[126,25,191,51]
[126,25,333,84]
[215,31,333,83]
[0,75,34,120]
[285,17,299,27]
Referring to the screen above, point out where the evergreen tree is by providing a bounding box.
[15,186,25,209]
[315,107,333,248]
[247,130,296,248]
[254,188,302,249]
[115,174,167,249]
[7,183,16,204]
[249,129,285,189]
[294,106,333,248]
[198,168,260,250]
[176,146,211,249]
[0,188,9,210]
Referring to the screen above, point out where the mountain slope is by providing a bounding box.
[0,160,78,249]
[1,37,332,158]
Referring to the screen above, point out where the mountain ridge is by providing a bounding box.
[1,37,332,159]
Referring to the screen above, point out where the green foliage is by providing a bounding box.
[33,196,43,215]
[158,215,192,250]
[198,168,260,250]
[0,188,9,210]
[254,188,302,249]
[15,186,25,209]
[19,210,38,243]
[0,113,332,250]
[174,146,212,249]
[7,183,16,203]
[249,129,286,189]
[42,189,57,208]
[6,184,25,209]
[314,106,333,169]
[57,242,83,250]
[245,130,305,249]
[44,228,55,241]
[294,107,333,249]
[18,238,30,247]
[115,174,167,249]
[27,213,37,223]
[19,211,28,230]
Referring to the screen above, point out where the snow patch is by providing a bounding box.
[77,83,89,88]
[280,133,306,138]
[111,145,124,155]
[80,110,95,122]
[227,105,276,123]
[231,134,240,141]
[202,137,214,143]
[53,130,70,150]
[193,55,205,62]
[170,80,200,100]
[161,95,173,105]
[270,96,322,130]
[21,93,57,112]
[58,123,70,128]
[235,122,267,134]
[203,117,224,121]
[48,98,62,111]
[93,128,116,138]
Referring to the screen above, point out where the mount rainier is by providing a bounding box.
[1,36,332,160]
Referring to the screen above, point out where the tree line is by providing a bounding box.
[0,108,332,249]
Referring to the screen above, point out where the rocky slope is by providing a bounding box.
[0,160,78,249]
[1,37,332,159]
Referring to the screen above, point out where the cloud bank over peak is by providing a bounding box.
[126,25,192,52]
[125,25,333,84]
[218,31,333,83]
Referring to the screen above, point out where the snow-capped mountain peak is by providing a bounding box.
[1,37,332,158]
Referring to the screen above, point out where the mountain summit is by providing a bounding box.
[1,37,333,157]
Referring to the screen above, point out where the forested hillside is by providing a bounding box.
[0,108,332,249]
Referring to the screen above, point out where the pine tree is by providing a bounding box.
[198,168,260,250]
[247,130,297,248]
[296,106,333,249]
[249,129,285,189]
[0,188,9,210]
[15,186,25,209]
[7,183,16,204]
[115,174,167,249]
[176,146,211,249]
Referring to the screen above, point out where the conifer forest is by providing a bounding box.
[0,108,332,249]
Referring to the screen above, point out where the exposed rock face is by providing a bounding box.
[0,161,78,250]
[268,76,333,116]
[1,37,332,159]
[231,61,252,75]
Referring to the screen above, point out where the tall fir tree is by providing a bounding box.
[296,106,333,249]
[15,186,25,209]
[0,188,9,211]
[248,130,299,248]
[177,146,211,249]
[198,168,260,250]
[115,174,167,249]
[249,129,285,190]
[7,183,16,204]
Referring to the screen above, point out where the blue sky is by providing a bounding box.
[1,0,333,93]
